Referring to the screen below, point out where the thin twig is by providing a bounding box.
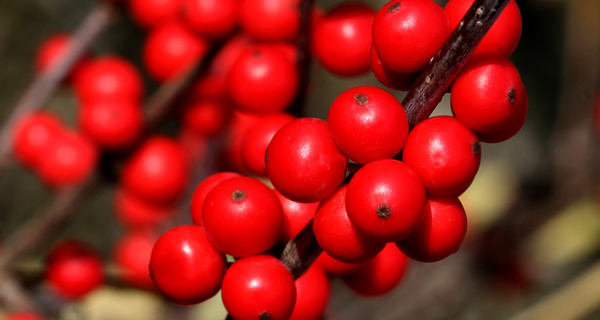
[0,3,117,174]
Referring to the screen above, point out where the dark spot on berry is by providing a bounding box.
[472,141,481,156]
[388,2,401,13]
[376,204,392,219]
[232,190,246,202]
[507,87,517,104]
[252,50,262,58]
[259,312,272,320]
[354,93,369,106]
[264,148,268,164]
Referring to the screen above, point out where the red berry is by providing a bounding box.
[290,265,331,320]
[312,3,375,76]
[202,176,284,257]
[143,22,210,82]
[12,112,63,168]
[314,185,386,263]
[241,112,296,176]
[477,88,529,143]
[181,98,233,136]
[78,99,144,150]
[342,243,409,296]
[36,130,98,188]
[222,255,296,320]
[228,46,298,113]
[451,54,524,133]
[150,225,226,305]
[75,56,144,104]
[346,159,426,242]
[224,111,261,172]
[45,240,104,300]
[445,0,522,57]
[190,171,241,226]
[113,231,156,289]
[396,197,468,262]
[5,313,44,320]
[239,0,301,42]
[402,116,481,196]
[114,187,176,229]
[328,86,408,164]
[181,0,238,39]
[35,33,89,82]
[208,34,252,78]
[128,0,181,28]
[369,43,419,91]
[372,0,450,73]
[275,189,319,244]
[122,136,189,202]
[314,251,365,276]
[266,118,348,203]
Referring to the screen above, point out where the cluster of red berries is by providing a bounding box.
[5,0,527,319]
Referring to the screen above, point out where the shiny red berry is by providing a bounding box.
[445,0,522,57]
[222,255,296,320]
[314,185,386,263]
[75,56,144,104]
[113,231,156,289]
[239,0,301,42]
[266,117,348,203]
[369,43,419,91]
[150,225,226,305]
[342,243,409,296]
[202,176,284,257]
[402,116,481,196]
[241,112,296,176]
[114,187,176,229]
[45,240,104,300]
[314,251,365,276]
[122,136,189,202]
[477,88,529,143]
[290,265,331,320]
[181,0,238,39]
[128,0,181,28]
[78,99,144,150]
[143,22,210,82]
[313,3,375,76]
[328,86,408,164]
[190,171,241,226]
[396,197,468,262]
[181,98,233,136]
[372,0,450,73]
[346,159,426,242]
[224,111,261,172]
[228,46,298,113]
[12,112,62,168]
[275,189,319,244]
[451,54,524,133]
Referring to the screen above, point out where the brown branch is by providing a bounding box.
[0,3,117,174]
[279,0,512,280]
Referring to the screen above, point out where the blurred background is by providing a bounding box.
[0,0,599,319]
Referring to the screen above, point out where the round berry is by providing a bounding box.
[451,54,524,133]
[12,112,63,168]
[402,116,481,196]
[266,118,347,203]
[181,0,238,39]
[143,22,210,82]
[75,56,144,104]
[222,255,296,320]
[181,98,233,136]
[276,189,319,244]
[128,0,181,28]
[224,111,261,172]
[328,86,409,164]
[445,0,522,57]
[396,197,467,262]
[45,240,104,300]
[314,185,386,263]
[477,88,529,143]
[241,112,296,177]
[228,46,298,113]
[313,3,375,76]
[114,187,176,229]
[190,171,241,226]
[372,0,450,73]
[122,136,189,202]
[342,243,409,296]
[239,0,301,41]
[150,225,226,305]
[113,231,156,289]
[346,159,426,242]
[202,176,284,257]
[78,99,144,150]
[34,33,89,82]
[314,251,365,276]
[369,43,419,91]
[290,265,330,320]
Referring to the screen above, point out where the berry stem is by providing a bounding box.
[280,0,512,279]
[0,3,117,175]
[402,0,511,128]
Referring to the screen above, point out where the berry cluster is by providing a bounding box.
[4,0,526,319]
